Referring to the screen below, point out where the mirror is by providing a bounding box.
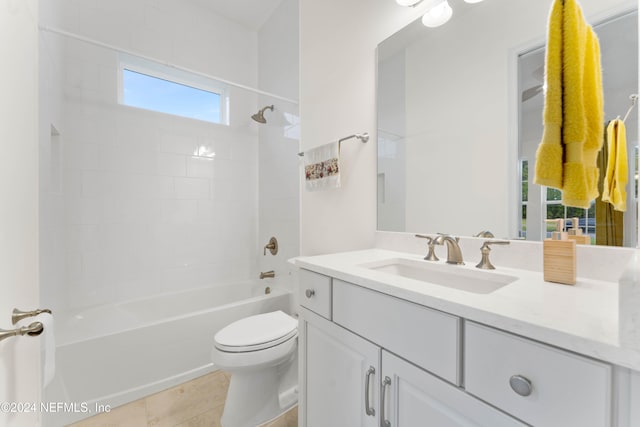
[377,0,638,247]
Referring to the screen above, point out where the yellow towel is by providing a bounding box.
[602,119,628,211]
[533,0,563,190]
[533,0,605,209]
[583,28,604,201]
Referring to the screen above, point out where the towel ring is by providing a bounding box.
[622,94,638,123]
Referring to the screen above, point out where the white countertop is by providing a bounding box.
[295,248,640,371]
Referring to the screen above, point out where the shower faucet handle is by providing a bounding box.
[263,237,278,256]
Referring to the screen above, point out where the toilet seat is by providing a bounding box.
[214,310,298,353]
[211,310,299,426]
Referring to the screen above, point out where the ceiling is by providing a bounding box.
[190,0,285,31]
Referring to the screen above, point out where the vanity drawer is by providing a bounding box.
[464,322,611,427]
[298,269,332,320]
[333,280,460,385]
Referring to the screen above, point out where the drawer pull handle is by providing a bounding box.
[364,366,375,416]
[509,375,533,397]
[305,289,315,298]
[381,376,391,427]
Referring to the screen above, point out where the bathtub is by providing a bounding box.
[43,281,292,426]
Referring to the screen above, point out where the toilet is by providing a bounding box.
[212,310,298,427]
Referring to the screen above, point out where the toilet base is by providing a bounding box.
[221,354,297,427]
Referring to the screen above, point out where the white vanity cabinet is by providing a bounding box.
[299,307,524,427]
[301,309,380,427]
[333,278,460,385]
[381,350,525,427]
[465,322,612,427]
[298,269,332,319]
[298,270,525,427]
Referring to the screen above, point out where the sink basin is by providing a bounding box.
[360,258,517,294]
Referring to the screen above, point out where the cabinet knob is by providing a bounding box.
[509,375,533,397]
[305,289,315,298]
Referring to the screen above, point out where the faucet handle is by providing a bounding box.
[415,234,435,243]
[415,234,440,261]
[476,240,510,270]
[474,230,495,238]
[263,237,278,256]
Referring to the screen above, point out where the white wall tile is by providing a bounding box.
[159,133,199,155]
[175,177,210,200]
[39,0,302,313]
[80,198,105,225]
[257,0,300,291]
[156,152,187,176]
[64,141,100,171]
[197,200,215,223]
[161,199,198,224]
[187,156,215,178]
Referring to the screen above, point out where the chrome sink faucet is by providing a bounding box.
[434,234,464,265]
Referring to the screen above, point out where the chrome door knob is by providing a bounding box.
[305,289,315,298]
[509,375,533,397]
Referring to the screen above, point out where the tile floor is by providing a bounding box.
[68,371,298,427]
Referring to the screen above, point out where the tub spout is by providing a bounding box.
[260,270,275,279]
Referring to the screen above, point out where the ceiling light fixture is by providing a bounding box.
[395,0,425,6]
[421,1,453,27]
[395,0,485,28]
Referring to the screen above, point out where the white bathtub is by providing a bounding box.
[44,281,292,426]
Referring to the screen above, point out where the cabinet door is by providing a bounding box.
[301,308,380,427]
[381,351,525,427]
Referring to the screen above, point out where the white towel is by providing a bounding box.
[37,312,56,388]
[14,312,56,388]
[304,142,341,191]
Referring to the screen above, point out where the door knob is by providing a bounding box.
[0,322,44,343]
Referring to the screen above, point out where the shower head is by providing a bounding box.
[251,105,274,124]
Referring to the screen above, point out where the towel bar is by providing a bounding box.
[298,132,368,157]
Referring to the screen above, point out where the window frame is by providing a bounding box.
[543,191,595,243]
[117,53,229,125]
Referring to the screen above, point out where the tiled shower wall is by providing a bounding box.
[257,0,300,301]
[61,81,260,308]
[39,0,269,312]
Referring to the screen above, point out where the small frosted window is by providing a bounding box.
[122,69,222,124]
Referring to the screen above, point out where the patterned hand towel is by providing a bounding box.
[304,142,341,191]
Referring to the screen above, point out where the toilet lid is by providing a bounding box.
[214,310,298,352]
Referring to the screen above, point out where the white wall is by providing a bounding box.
[300,0,636,254]
[0,1,41,425]
[45,0,258,88]
[300,0,424,255]
[258,0,300,290]
[40,1,262,310]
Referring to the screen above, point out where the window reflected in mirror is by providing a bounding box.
[518,10,638,246]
